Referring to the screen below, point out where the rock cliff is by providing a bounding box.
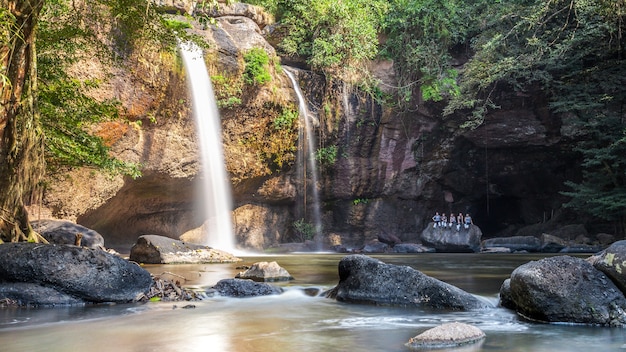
[33,1,611,251]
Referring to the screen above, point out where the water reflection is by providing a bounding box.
[0,253,624,352]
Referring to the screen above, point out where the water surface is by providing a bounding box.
[1,253,624,352]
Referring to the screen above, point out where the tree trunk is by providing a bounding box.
[0,0,47,243]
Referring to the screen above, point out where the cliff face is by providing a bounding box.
[37,2,593,251]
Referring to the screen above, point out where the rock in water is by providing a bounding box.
[210,278,283,297]
[587,240,626,295]
[235,261,293,282]
[0,243,152,303]
[406,322,486,349]
[129,234,241,264]
[505,255,626,326]
[420,222,482,252]
[326,255,490,310]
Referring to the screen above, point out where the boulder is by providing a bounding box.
[31,219,105,249]
[420,222,482,252]
[539,233,567,253]
[481,247,512,254]
[361,240,391,253]
[129,235,241,264]
[0,282,86,306]
[377,232,401,246]
[550,224,588,242]
[210,278,282,297]
[326,255,490,310]
[503,255,626,326]
[498,278,515,309]
[405,322,485,350]
[482,236,542,252]
[392,243,435,253]
[587,240,626,295]
[0,243,152,303]
[235,261,293,282]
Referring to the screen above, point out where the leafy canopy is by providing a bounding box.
[36,0,178,177]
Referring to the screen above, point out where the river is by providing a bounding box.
[0,253,624,351]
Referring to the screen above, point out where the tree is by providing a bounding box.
[0,0,168,243]
[444,0,626,234]
[381,0,476,107]
[273,0,388,81]
[0,0,47,243]
[562,116,626,236]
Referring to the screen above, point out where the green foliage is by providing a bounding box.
[314,145,338,166]
[163,18,192,31]
[100,0,175,51]
[243,48,272,85]
[211,74,243,108]
[244,0,279,14]
[420,69,460,102]
[352,198,369,205]
[561,115,626,232]
[0,7,15,87]
[273,108,298,130]
[273,0,388,80]
[381,0,475,107]
[34,0,169,178]
[445,0,626,123]
[293,218,315,241]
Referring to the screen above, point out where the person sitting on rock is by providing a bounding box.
[432,212,441,228]
[449,214,456,229]
[464,214,473,229]
[441,213,447,228]
[456,213,464,231]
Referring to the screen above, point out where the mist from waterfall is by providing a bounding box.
[284,68,322,246]
[180,42,235,252]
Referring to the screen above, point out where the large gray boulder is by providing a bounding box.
[503,255,626,326]
[129,235,241,264]
[31,219,105,249]
[326,255,490,310]
[420,222,482,252]
[587,240,626,295]
[210,278,283,297]
[0,243,152,303]
[0,282,86,306]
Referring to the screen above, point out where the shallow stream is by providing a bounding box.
[1,253,624,351]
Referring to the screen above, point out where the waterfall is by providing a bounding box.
[283,68,322,246]
[180,42,236,252]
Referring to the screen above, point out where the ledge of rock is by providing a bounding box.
[129,234,241,264]
[209,278,283,297]
[405,322,486,350]
[0,243,152,304]
[235,261,293,282]
[326,255,490,310]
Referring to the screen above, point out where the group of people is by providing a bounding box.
[432,212,472,231]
